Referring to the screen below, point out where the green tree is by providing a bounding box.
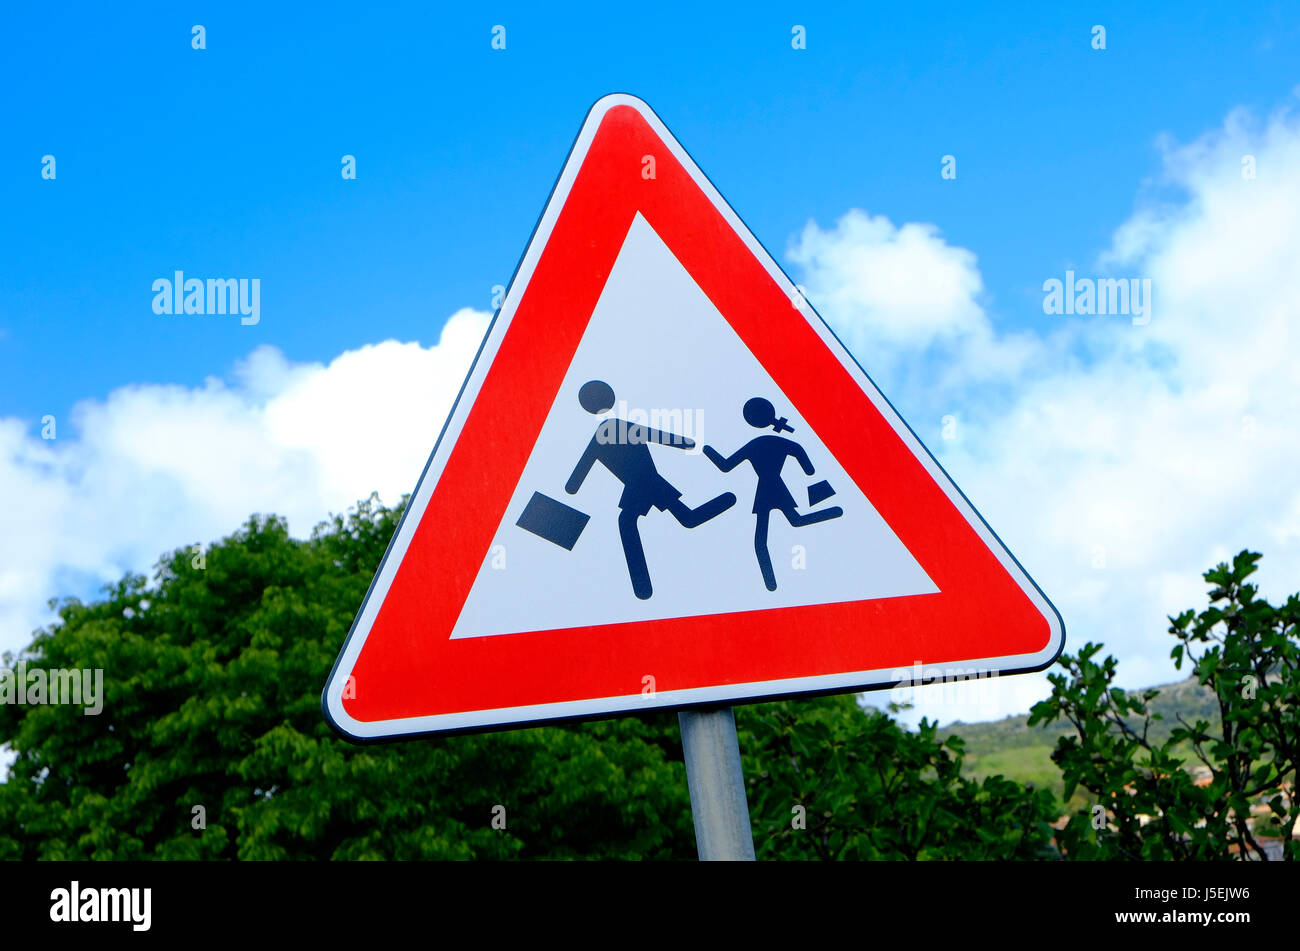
[1029,551,1299,860]
[1,495,1055,860]
[740,697,1058,859]
[0,498,693,860]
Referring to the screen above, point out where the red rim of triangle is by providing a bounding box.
[323,95,1064,739]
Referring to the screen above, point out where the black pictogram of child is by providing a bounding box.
[704,397,843,592]
[565,380,736,600]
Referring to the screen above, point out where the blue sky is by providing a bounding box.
[4,2,1300,724]
[4,2,1297,424]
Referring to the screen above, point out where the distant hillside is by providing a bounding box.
[940,675,1222,809]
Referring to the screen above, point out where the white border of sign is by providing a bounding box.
[322,94,1066,740]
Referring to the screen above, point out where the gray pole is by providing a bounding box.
[678,706,756,860]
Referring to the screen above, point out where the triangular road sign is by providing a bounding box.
[323,94,1064,740]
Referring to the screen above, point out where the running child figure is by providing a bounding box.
[566,380,736,601]
[703,397,843,592]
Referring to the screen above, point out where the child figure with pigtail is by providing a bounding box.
[703,397,844,592]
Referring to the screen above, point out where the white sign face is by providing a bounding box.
[451,214,938,640]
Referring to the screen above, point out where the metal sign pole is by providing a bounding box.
[678,706,756,860]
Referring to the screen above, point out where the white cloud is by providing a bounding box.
[789,211,986,347]
[0,308,491,656]
[822,103,1300,726]
[788,209,1046,403]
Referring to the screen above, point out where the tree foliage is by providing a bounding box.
[0,495,1056,860]
[1029,551,1299,860]
[741,699,1057,859]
